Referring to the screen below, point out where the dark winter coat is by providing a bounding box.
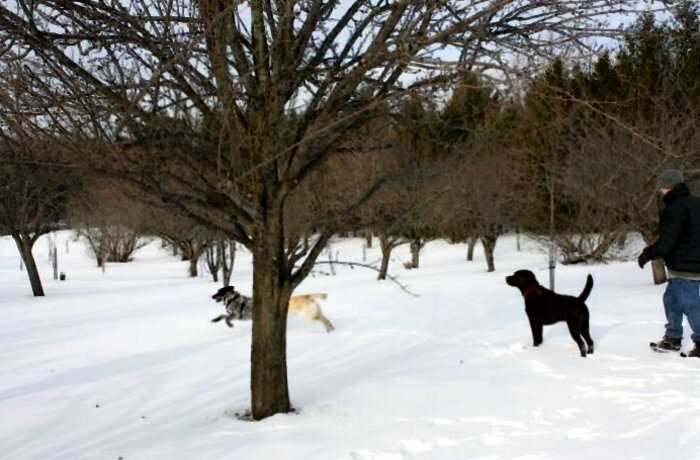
[642,183,700,273]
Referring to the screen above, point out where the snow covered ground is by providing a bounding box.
[1,232,700,460]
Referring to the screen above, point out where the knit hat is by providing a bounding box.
[656,169,684,189]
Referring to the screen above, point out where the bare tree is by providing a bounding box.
[143,210,212,278]
[205,234,237,284]
[457,151,519,273]
[0,140,69,296]
[205,243,222,282]
[70,182,151,267]
[0,65,76,296]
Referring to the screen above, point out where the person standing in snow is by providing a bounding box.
[638,170,700,357]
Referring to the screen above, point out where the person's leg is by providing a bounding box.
[663,280,684,341]
[677,280,700,345]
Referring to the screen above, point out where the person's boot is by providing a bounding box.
[686,343,700,358]
[650,337,682,352]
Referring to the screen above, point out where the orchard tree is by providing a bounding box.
[0,65,76,296]
[0,138,70,296]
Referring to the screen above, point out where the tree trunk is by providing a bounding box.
[467,236,478,261]
[250,213,293,420]
[481,235,497,272]
[221,240,235,287]
[408,238,422,269]
[205,246,220,282]
[180,241,192,261]
[83,233,104,267]
[13,235,45,297]
[651,259,667,285]
[547,176,556,288]
[378,235,393,280]
[188,257,198,277]
[365,230,373,248]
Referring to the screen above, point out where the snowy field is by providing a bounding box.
[1,232,700,460]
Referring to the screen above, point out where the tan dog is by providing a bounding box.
[212,286,335,332]
[288,293,335,332]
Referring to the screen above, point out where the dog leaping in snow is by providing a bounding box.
[211,285,335,332]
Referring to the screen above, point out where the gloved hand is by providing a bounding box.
[637,251,650,269]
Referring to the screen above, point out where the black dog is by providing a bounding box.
[506,270,594,357]
[211,286,253,327]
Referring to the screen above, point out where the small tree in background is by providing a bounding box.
[0,65,76,296]
[70,182,151,267]
[143,211,212,278]
[435,74,495,263]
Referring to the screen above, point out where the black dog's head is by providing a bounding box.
[505,270,539,289]
[212,286,236,303]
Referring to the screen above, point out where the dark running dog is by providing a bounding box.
[211,286,253,327]
[211,285,335,332]
[506,270,594,357]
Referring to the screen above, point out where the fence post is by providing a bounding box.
[548,246,556,291]
[328,250,336,276]
[52,245,59,280]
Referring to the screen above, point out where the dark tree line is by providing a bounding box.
[340,4,700,279]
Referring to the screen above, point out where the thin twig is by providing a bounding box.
[313,260,419,297]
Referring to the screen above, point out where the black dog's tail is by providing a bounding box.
[578,274,594,302]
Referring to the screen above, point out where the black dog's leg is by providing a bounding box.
[582,319,594,354]
[529,319,543,347]
[211,315,226,323]
[566,319,587,357]
[225,314,235,328]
